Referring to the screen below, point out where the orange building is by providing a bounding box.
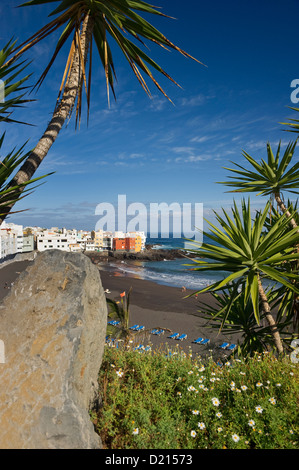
[113,237,136,252]
[125,237,135,251]
[113,238,126,251]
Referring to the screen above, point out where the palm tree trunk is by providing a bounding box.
[258,278,284,354]
[0,14,94,226]
[274,192,298,229]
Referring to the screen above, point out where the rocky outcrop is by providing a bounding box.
[0,250,107,449]
[86,248,198,264]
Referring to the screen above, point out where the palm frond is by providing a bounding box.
[11,0,204,125]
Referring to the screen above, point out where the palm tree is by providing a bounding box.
[217,141,299,229]
[0,0,203,225]
[0,40,51,219]
[186,199,299,354]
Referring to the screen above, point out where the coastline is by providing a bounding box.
[0,252,239,358]
[98,264,239,357]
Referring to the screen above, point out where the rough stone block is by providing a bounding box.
[0,250,107,449]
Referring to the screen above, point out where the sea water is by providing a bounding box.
[105,235,229,290]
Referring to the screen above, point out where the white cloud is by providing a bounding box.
[190,135,211,143]
[179,94,207,107]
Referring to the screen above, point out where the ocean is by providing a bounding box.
[103,235,230,290]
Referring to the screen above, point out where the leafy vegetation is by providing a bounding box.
[92,346,298,449]
[218,140,299,229]
[0,0,202,225]
[185,199,299,354]
[185,138,299,356]
[0,40,51,219]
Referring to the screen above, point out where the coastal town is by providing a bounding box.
[0,221,146,260]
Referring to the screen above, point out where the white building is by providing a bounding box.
[36,230,71,252]
[0,222,24,259]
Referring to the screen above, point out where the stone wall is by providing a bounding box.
[0,250,107,449]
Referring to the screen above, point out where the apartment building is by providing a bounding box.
[23,235,35,253]
[36,229,75,252]
[0,223,146,257]
[0,222,24,259]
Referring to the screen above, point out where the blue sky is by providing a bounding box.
[1,0,298,232]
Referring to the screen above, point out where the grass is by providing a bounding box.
[91,344,299,449]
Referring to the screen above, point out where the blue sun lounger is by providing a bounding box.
[129,324,139,330]
[176,334,187,341]
[108,320,120,326]
[192,337,204,344]
[150,328,159,334]
[144,345,151,352]
[134,344,144,351]
[226,343,237,351]
[200,338,210,345]
[135,325,145,331]
[154,329,164,335]
[219,342,230,349]
[168,333,179,339]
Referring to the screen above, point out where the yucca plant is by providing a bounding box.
[0,134,51,217]
[0,0,202,225]
[218,141,299,229]
[197,282,294,357]
[0,40,51,218]
[186,199,299,354]
[281,106,299,134]
[0,39,34,125]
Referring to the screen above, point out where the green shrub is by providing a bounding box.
[92,345,298,449]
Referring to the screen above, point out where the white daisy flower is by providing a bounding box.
[198,422,205,430]
[255,406,263,413]
[192,410,199,415]
[232,434,240,442]
[132,428,139,435]
[190,430,197,438]
[212,397,220,407]
[248,420,255,427]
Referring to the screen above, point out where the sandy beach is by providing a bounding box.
[0,255,239,359]
[98,264,239,358]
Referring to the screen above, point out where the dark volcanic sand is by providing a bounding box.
[98,267,238,358]
[0,256,238,359]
